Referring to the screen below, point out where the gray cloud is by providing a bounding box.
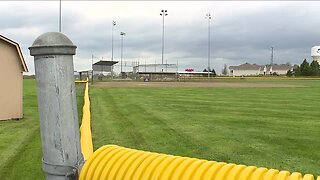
[1,1,319,74]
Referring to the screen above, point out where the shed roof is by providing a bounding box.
[93,61,118,66]
[229,63,262,70]
[229,63,292,71]
[0,35,28,72]
[265,64,292,71]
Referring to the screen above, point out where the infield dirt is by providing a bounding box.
[92,81,306,88]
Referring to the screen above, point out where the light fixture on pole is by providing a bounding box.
[205,13,212,79]
[160,10,168,72]
[120,32,126,78]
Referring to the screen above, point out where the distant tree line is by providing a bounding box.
[202,65,228,77]
[287,59,320,76]
[203,68,216,77]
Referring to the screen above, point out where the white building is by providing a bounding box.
[265,64,292,75]
[311,46,320,64]
[229,63,263,76]
[229,63,292,77]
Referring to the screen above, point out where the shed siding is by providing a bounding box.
[0,40,23,120]
[230,69,261,76]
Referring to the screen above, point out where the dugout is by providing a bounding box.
[93,60,118,80]
[137,72,178,81]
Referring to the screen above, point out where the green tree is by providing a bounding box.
[211,68,216,77]
[300,59,311,76]
[202,68,208,77]
[310,60,319,76]
[203,68,216,77]
[286,69,293,77]
[293,66,300,76]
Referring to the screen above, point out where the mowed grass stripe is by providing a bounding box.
[0,127,42,180]
[91,87,212,157]
[0,80,43,179]
[90,87,148,149]
[90,83,319,176]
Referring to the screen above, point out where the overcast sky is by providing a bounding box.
[1,1,320,74]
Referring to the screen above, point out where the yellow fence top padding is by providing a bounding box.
[80,145,319,180]
[79,81,93,160]
[75,80,89,83]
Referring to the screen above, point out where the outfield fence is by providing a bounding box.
[34,32,318,179]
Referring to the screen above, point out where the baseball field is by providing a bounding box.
[0,79,319,179]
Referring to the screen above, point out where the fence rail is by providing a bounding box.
[79,79,93,161]
[80,145,319,180]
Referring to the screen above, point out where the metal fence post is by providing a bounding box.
[29,32,84,180]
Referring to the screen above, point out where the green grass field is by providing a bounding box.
[90,80,320,176]
[0,79,319,179]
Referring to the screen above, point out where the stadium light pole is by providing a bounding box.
[111,20,116,79]
[205,13,212,79]
[111,21,116,61]
[160,10,168,72]
[120,32,126,78]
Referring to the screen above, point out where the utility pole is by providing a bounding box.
[59,0,62,32]
[271,46,274,65]
[91,54,94,84]
[177,59,179,72]
[176,59,179,82]
[166,59,168,72]
[205,13,212,79]
[270,47,274,75]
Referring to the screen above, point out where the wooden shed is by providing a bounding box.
[0,35,28,120]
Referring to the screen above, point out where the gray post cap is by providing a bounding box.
[29,32,77,56]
